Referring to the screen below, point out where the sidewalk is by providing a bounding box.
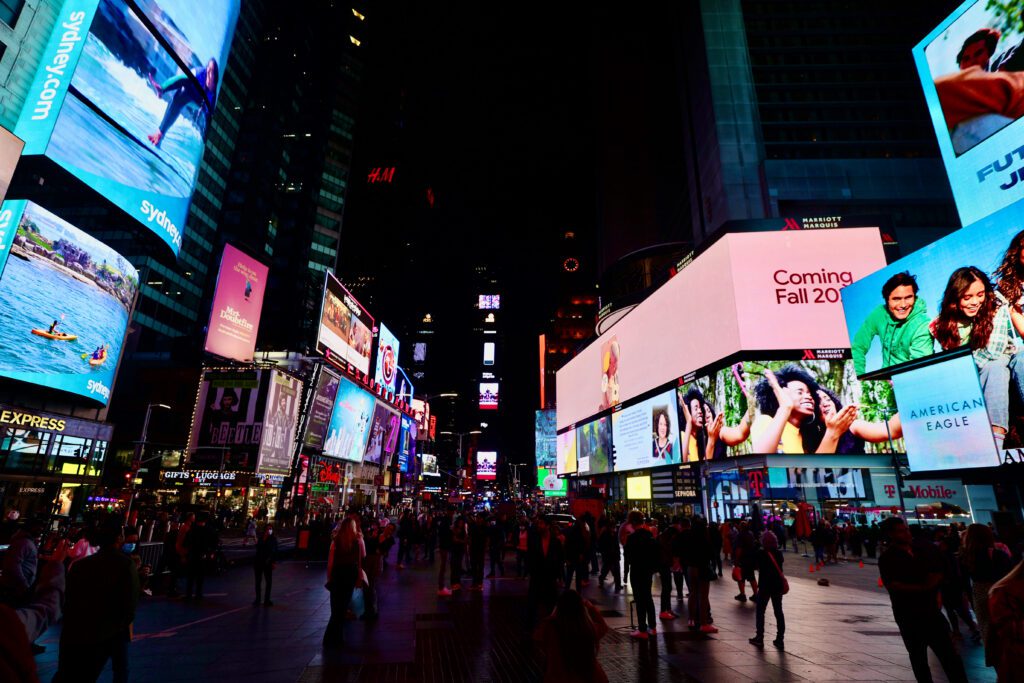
[33,549,993,683]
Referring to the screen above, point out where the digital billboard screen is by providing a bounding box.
[0,125,23,207]
[204,244,267,362]
[476,451,497,480]
[535,409,556,468]
[479,382,499,410]
[14,0,241,255]
[256,371,302,475]
[322,375,374,463]
[483,342,495,366]
[396,414,414,472]
[363,400,400,465]
[373,322,400,392]
[479,294,500,310]
[412,398,430,437]
[626,475,652,500]
[913,0,1024,224]
[556,428,577,476]
[612,389,681,472]
[556,228,886,430]
[303,368,340,451]
[316,272,373,375]
[188,369,266,470]
[578,415,612,475]
[0,200,137,404]
[422,452,439,476]
[676,355,902,459]
[891,353,1001,471]
[537,466,567,496]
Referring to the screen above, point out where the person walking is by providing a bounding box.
[988,558,1024,683]
[323,517,365,648]
[618,514,635,586]
[533,590,610,683]
[657,517,681,621]
[469,513,487,590]
[243,517,257,546]
[879,517,968,683]
[396,511,414,569]
[527,515,565,624]
[487,514,507,578]
[361,521,382,620]
[184,514,216,600]
[624,511,659,640]
[515,516,531,578]
[597,516,621,592]
[436,511,453,596]
[734,522,758,602]
[565,518,591,593]
[680,516,718,634]
[749,530,786,649]
[0,519,42,606]
[961,523,1013,649]
[54,519,139,683]
[708,521,724,577]
[450,516,469,592]
[253,524,278,606]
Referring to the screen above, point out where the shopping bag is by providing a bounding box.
[349,587,366,618]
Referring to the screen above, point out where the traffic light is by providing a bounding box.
[124,471,132,484]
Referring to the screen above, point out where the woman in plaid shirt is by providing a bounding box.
[932,266,1016,448]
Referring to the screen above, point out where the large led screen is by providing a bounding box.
[556,228,886,430]
[256,371,302,475]
[373,322,400,392]
[535,409,556,468]
[322,375,375,463]
[913,0,1024,225]
[412,398,430,437]
[0,200,137,404]
[188,369,266,470]
[612,389,681,472]
[677,356,902,459]
[422,452,439,476]
[363,400,400,465]
[0,125,23,208]
[556,428,577,476]
[477,451,497,480]
[577,415,612,475]
[204,244,268,362]
[892,353,1001,471]
[14,0,240,255]
[396,414,414,472]
[537,466,567,496]
[844,201,1024,380]
[302,368,340,451]
[316,272,374,375]
[479,382,499,410]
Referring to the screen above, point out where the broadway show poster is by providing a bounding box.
[188,369,266,470]
[303,368,340,451]
[204,244,268,362]
[256,371,302,475]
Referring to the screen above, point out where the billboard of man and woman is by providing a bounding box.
[842,201,1024,451]
[677,357,902,461]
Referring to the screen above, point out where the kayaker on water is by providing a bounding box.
[48,320,60,334]
[91,346,106,361]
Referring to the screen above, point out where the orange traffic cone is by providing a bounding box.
[859,560,865,568]
[809,563,816,573]
[877,576,884,588]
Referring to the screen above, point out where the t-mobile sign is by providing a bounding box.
[204,244,269,362]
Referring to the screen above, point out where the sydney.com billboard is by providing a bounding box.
[14,0,240,255]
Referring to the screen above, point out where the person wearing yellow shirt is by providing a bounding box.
[750,366,857,454]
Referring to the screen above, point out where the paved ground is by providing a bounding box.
[34,546,993,683]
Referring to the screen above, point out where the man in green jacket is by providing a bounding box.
[852,272,934,375]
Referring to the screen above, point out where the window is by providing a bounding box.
[0,0,24,27]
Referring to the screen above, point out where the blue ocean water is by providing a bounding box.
[49,31,201,198]
[0,255,127,376]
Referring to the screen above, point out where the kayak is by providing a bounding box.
[31,329,77,341]
[88,354,107,367]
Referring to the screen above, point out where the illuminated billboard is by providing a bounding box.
[556,428,577,476]
[256,371,302,475]
[479,294,500,310]
[14,0,240,255]
[316,272,373,374]
[395,366,414,404]
[612,389,681,472]
[479,382,499,410]
[476,451,497,480]
[412,398,430,437]
[537,466,567,496]
[483,342,495,366]
[396,414,414,472]
[0,200,137,404]
[556,228,887,430]
[892,354,1000,471]
[303,368,340,451]
[363,400,400,465]
[323,375,375,463]
[373,322,400,392]
[626,475,652,500]
[188,369,266,470]
[578,415,612,475]
[535,409,556,468]
[204,244,267,362]
[0,125,23,207]
[422,452,439,476]
[677,355,902,460]
[913,0,1024,224]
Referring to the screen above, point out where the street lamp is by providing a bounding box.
[126,403,172,522]
[439,429,482,467]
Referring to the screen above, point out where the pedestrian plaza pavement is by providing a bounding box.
[34,548,993,683]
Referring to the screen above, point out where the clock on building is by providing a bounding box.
[562,257,580,273]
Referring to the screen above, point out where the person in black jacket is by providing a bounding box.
[184,514,216,600]
[253,524,278,606]
[597,516,621,592]
[624,511,659,639]
[527,516,565,623]
[749,530,785,648]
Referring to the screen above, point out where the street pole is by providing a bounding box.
[126,403,171,523]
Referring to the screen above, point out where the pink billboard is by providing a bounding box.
[555,228,886,430]
[204,244,269,362]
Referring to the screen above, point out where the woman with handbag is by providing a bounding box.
[749,530,786,649]
[323,517,365,648]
